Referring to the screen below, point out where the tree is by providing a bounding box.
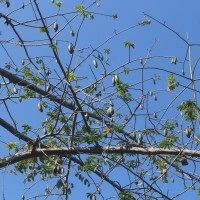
[0,1,200,199]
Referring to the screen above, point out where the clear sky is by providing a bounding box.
[1,0,200,199]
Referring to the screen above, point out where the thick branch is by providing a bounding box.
[1,146,200,168]
[0,68,102,121]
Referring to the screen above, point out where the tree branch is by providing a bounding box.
[1,146,199,168]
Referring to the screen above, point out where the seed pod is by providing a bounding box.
[131,132,136,141]
[6,1,10,8]
[84,112,89,121]
[54,39,58,45]
[153,112,157,118]
[137,133,143,145]
[13,86,18,94]
[46,84,51,93]
[70,30,75,37]
[43,127,47,135]
[180,155,188,166]
[114,75,119,85]
[163,129,168,137]
[90,194,96,200]
[51,0,54,3]
[38,101,43,112]
[112,76,116,86]
[53,21,58,32]
[97,187,101,194]
[139,57,143,64]
[171,56,177,65]
[93,59,98,68]
[149,91,153,96]
[22,194,25,200]
[171,177,174,183]
[154,95,157,101]
[107,105,114,118]
[15,66,18,72]
[182,68,185,75]
[185,128,191,138]
[21,3,24,9]
[68,43,74,54]
[139,104,143,110]
[22,59,25,65]
[107,102,114,118]
[192,185,195,190]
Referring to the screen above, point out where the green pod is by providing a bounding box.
[54,21,58,32]
[93,59,98,68]
[13,86,18,94]
[112,76,116,86]
[38,101,43,112]
[68,43,74,54]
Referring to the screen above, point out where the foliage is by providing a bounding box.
[0,1,200,200]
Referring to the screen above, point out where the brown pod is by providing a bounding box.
[180,155,188,166]
[107,104,114,118]
[54,21,58,32]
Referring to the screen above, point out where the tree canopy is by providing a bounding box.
[0,1,200,200]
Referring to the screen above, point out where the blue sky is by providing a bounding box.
[1,0,200,199]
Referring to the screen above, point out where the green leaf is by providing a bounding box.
[49,43,58,51]
[123,41,135,48]
[177,100,200,122]
[54,1,62,7]
[5,142,18,152]
[56,179,64,189]
[159,135,179,149]
[75,5,85,16]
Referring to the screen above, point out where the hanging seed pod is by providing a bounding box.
[51,0,54,3]
[93,59,98,68]
[139,57,143,64]
[153,112,157,118]
[171,177,174,183]
[192,185,195,190]
[185,128,191,138]
[54,39,58,45]
[107,105,114,118]
[182,68,185,75]
[154,95,157,101]
[139,103,143,110]
[131,132,136,141]
[14,66,18,72]
[163,129,168,137]
[70,30,75,37]
[97,187,101,194]
[21,3,24,9]
[53,21,58,32]
[180,155,188,166]
[22,59,25,65]
[112,76,116,86]
[153,79,156,85]
[46,84,51,93]
[149,90,153,96]
[22,194,25,200]
[68,43,74,54]
[90,194,96,200]
[84,112,89,121]
[137,133,143,145]
[43,127,47,135]
[13,86,18,94]
[114,75,119,85]
[171,56,177,65]
[38,101,43,112]
[6,1,10,8]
